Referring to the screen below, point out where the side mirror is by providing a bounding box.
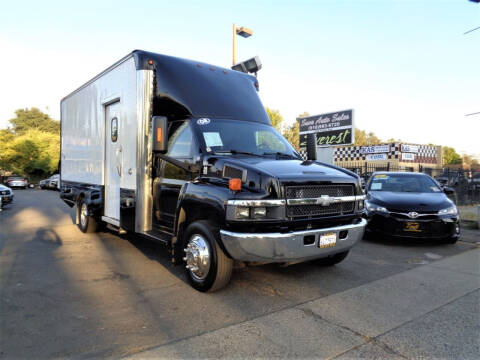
[443,186,455,195]
[306,133,317,161]
[152,116,168,153]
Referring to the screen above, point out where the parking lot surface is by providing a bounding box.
[1,190,479,358]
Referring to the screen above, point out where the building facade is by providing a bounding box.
[333,143,442,171]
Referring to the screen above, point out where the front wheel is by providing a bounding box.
[183,220,233,292]
[77,199,98,233]
[315,250,350,266]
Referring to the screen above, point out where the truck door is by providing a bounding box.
[154,121,194,231]
[104,102,121,221]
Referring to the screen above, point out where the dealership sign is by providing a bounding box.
[360,145,390,154]
[298,109,353,147]
[401,153,415,161]
[366,153,388,161]
[401,144,419,153]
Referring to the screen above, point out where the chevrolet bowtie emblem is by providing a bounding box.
[316,195,332,206]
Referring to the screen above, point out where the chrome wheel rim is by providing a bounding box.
[80,203,88,227]
[184,234,211,281]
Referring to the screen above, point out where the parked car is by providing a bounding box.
[0,184,14,208]
[364,172,460,243]
[5,176,28,189]
[470,172,480,189]
[48,174,60,190]
[39,178,50,189]
[434,171,467,187]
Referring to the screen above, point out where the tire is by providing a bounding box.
[183,220,233,292]
[315,250,350,266]
[77,199,98,233]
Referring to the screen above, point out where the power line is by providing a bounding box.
[464,26,480,35]
[465,111,480,116]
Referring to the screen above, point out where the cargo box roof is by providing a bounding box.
[133,50,269,124]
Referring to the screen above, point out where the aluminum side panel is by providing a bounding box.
[61,56,137,190]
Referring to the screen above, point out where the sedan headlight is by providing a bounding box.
[365,200,388,213]
[438,205,458,216]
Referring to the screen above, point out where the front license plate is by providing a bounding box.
[404,222,421,232]
[319,232,337,248]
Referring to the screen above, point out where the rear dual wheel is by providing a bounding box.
[77,199,98,233]
[183,220,233,292]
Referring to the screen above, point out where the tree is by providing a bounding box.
[443,146,462,165]
[282,112,309,151]
[354,128,382,146]
[266,107,283,132]
[283,121,300,150]
[8,107,60,135]
[0,129,60,176]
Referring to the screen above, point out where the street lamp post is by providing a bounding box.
[232,23,253,66]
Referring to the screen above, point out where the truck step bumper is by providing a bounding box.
[220,218,366,263]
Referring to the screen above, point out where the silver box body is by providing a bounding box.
[61,55,153,231]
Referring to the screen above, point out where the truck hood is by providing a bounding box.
[206,156,359,196]
[227,157,355,182]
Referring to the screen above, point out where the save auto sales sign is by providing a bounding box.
[298,109,353,148]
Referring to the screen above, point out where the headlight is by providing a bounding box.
[365,200,388,213]
[234,206,250,219]
[438,205,458,216]
[226,200,285,221]
[252,207,267,218]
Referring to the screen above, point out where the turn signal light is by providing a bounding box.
[157,127,162,142]
[229,178,242,191]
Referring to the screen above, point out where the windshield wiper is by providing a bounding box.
[263,152,297,159]
[211,150,264,157]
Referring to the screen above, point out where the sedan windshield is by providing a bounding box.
[193,118,300,158]
[368,174,442,193]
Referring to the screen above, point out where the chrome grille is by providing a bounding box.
[286,184,355,217]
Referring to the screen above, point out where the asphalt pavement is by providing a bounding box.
[1,189,479,359]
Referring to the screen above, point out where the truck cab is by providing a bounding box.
[60,50,366,292]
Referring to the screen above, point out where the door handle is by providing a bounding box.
[117,166,122,177]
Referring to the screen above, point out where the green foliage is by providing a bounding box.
[8,107,60,135]
[443,146,462,165]
[0,108,60,177]
[283,121,300,150]
[266,107,283,132]
[354,128,382,146]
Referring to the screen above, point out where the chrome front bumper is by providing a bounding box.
[220,218,367,263]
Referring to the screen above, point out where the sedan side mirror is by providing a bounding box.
[443,186,455,195]
[152,116,168,153]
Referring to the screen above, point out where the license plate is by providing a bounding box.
[319,232,337,248]
[404,222,421,232]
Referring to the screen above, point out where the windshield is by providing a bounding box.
[193,118,300,158]
[368,174,442,193]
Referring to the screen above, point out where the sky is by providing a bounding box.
[0,0,479,157]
